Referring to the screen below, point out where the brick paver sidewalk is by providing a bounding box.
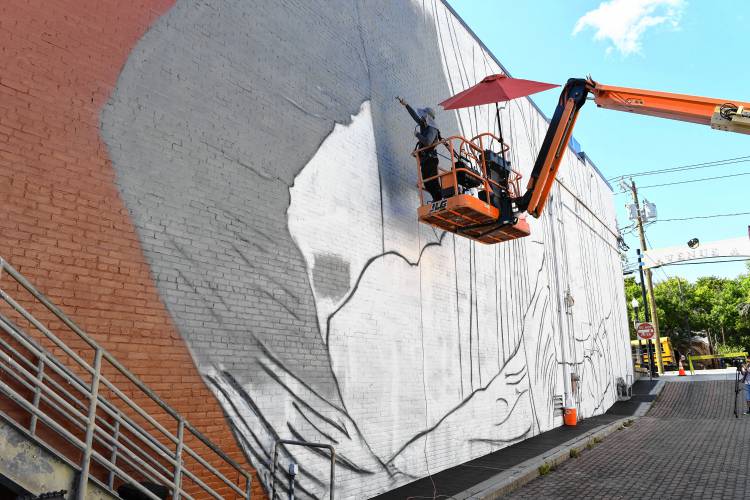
[508,380,750,499]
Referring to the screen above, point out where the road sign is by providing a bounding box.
[636,322,655,340]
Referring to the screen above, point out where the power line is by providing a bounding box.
[657,210,750,222]
[608,155,750,181]
[616,170,750,193]
[640,171,750,189]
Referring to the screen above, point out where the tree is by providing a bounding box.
[738,262,750,320]
[622,264,750,353]
[652,277,693,348]
[623,277,643,338]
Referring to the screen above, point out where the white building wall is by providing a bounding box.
[102,0,631,497]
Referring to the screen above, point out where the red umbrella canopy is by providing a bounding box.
[439,74,559,110]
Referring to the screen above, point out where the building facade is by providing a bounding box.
[0,0,630,498]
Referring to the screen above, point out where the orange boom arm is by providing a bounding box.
[517,78,750,219]
[592,83,750,128]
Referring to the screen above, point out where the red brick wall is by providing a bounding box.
[0,1,262,497]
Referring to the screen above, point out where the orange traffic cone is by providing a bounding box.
[678,359,686,376]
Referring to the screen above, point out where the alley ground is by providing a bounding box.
[507,378,750,499]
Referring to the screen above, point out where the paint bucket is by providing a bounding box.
[563,407,577,426]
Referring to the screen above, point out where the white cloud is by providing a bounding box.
[573,0,685,55]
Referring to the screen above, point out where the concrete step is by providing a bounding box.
[0,418,116,500]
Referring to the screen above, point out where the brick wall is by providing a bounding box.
[0,1,261,497]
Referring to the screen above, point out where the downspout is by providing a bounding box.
[546,192,572,416]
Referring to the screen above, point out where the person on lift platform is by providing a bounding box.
[397,96,443,202]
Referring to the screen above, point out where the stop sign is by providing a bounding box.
[636,322,655,340]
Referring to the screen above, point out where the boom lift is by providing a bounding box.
[414,77,750,244]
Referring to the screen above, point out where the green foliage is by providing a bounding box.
[538,462,553,475]
[623,267,750,351]
[715,342,745,355]
[623,277,644,338]
[569,448,580,458]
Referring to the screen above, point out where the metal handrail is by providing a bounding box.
[0,316,179,485]
[0,257,253,499]
[0,323,178,499]
[0,340,173,487]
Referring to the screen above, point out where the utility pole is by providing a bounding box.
[630,180,664,374]
[636,249,655,378]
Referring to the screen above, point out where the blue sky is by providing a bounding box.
[450,0,749,282]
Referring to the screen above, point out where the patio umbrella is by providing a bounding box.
[439,74,559,157]
[439,74,559,110]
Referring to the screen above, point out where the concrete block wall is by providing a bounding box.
[1,0,631,498]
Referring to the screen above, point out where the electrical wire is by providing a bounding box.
[616,170,750,193]
[656,211,750,222]
[555,179,622,243]
[608,155,750,181]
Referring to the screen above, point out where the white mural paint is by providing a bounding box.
[285,3,631,497]
[288,101,383,336]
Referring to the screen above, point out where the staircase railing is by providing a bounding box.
[0,257,252,499]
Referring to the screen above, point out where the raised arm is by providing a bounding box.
[397,96,426,126]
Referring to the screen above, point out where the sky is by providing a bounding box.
[449,0,749,282]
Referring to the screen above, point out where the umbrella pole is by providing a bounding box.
[495,102,507,163]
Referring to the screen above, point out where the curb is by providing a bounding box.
[453,380,666,499]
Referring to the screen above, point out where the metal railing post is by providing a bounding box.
[329,447,336,500]
[107,416,121,489]
[450,141,457,195]
[271,445,279,500]
[77,348,103,499]
[0,258,255,499]
[29,357,45,435]
[172,418,185,500]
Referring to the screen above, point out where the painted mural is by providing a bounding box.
[100,0,630,498]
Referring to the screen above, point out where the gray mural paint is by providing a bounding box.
[102,0,454,400]
[312,255,351,301]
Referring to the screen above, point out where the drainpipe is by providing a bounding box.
[564,290,578,415]
[547,195,574,423]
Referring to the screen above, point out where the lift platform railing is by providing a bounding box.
[412,133,522,206]
[470,132,522,197]
[0,257,252,499]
